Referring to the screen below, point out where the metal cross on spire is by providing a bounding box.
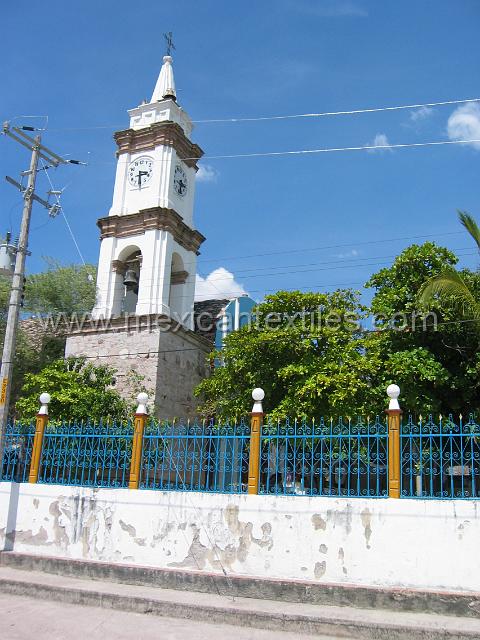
[164,31,175,56]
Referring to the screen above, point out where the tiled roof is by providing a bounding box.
[193,298,229,343]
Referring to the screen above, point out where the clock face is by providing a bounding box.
[128,156,154,188]
[173,165,188,197]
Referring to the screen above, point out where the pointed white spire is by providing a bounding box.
[151,55,176,103]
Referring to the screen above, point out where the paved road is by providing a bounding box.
[1,593,337,640]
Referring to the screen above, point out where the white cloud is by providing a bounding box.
[367,133,393,153]
[447,103,480,150]
[196,164,219,183]
[409,106,434,122]
[195,268,247,301]
[336,249,359,259]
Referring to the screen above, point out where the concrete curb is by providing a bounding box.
[1,551,480,619]
[2,571,480,640]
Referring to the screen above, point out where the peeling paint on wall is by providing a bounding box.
[311,514,326,531]
[2,484,480,592]
[338,546,347,575]
[119,520,137,537]
[360,508,372,549]
[327,504,353,535]
[314,560,326,578]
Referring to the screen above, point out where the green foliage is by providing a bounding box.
[366,242,458,321]
[197,240,480,418]
[419,212,480,323]
[196,289,381,418]
[15,357,129,422]
[24,258,97,315]
[458,210,480,252]
[420,266,480,322]
[0,259,97,415]
[367,240,480,413]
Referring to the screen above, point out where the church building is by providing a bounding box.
[65,54,236,418]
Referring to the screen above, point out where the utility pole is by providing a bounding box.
[0,123,84,469]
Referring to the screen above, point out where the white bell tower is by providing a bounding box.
[92,55,205,328]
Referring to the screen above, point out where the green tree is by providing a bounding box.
[24,258,97,315]
[196,290,384,418]
[419,211,480,322]
[366,241,480,413]
[15,357,128,422]
[0,260,97,415]
[197,242,479,419]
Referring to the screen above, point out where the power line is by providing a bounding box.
[89,136,480,165]
[197,248,477,281]
[41,160,88,266]
[190,138,480,160]
[197,230,466,265]
[92,247,474,305]
[132,248,477,293]
[193,98,480,124]
[61,210,87,267]
[39,97,480,131]
[0,125,78,469]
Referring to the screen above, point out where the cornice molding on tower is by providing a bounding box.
[97,207,206,255]
[114,121,203,170]
[65,312,213,350]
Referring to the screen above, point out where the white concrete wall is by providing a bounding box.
[1,482,478,592]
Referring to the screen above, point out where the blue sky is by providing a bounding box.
[1,0,479,304]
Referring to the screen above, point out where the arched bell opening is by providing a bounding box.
[111,246,142,316]
[169,252,188,321]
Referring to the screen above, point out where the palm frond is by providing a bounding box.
[419,267,480,321]
[458,210,480,254]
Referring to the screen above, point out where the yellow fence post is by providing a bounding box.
[386,384,402,499]
[128,393,148,490]
[248,388,265,495]
[29,392,51,484]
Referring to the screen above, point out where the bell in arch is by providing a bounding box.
[123,268,139,291]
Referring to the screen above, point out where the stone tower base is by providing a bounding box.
[65,315,212,420]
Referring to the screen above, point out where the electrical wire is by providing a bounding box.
[196,249,477,283]
[61,211,88,267]
[198,230,467,264]
[54,246,474,309]
[204,247,476,277]
[193,98,480,124]
[41,97,480,131]
[97,248,476,296]
[8,114,49,130]
[199,137,480,160]
[109,247,478,299]
[40,160,88,267]
[85,229,467,276]
[91,137,480,165]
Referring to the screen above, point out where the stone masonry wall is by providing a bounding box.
[65,320,211,419]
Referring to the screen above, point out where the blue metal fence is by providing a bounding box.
[1,421,35,483]
[401,414,480,499]
[140,419,250,493]
[3,412,480,500]
[259,417,388,497]
[38,421,133,488]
